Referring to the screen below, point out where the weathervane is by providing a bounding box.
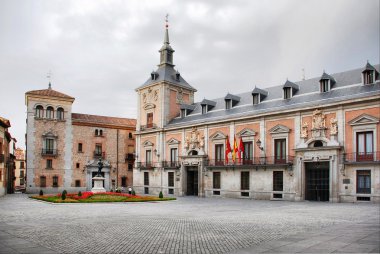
[47,70,52,89]
[165,13,169,28]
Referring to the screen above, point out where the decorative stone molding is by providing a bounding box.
[143,140,154,147]
[167,138,180,145]
[330,118,338,136]
[142,88,159,111]
[300,122,308,138]
[269,124,290,134]
[236,128,256,137]
[311,109,327,138]
[209,131,227,140]
[176,88,183,104]
[348,114,379,126]
[184,127,205,154]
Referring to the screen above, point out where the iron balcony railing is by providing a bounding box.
[163,161,181,168]
[41,149,58,156]
[207,156,295,167]
[93,151,106,159]
[125,153,135,162]
[0,154,4,163]
[343,152,380,163]
[140,123,157,131]
[136,161,155,169]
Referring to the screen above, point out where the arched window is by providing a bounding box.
[95,129,99,136]
[35,105,44,118]
[129,132,133,139]
[99,130,103,136]
[57,107,64,120]
[46,106,54,119]
[314,140,324,147]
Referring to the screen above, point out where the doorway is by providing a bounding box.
[305,162,329,201]
[186,170,198,196]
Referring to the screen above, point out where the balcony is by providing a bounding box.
[41,149,58,157]
[125,153,135,162]
[136,161,154,169]
[93,151,106,159]
[207,156,295,168]
[140,123,157,131]
[343,152,380,164]
[163,161,181,169]
[0,154,4,163]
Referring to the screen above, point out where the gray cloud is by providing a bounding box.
[0,0,379,149]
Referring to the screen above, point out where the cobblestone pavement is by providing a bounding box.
[0,194,379,254]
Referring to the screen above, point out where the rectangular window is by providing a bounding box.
[168,172,174,187]
[20,162,25,169]
[78,143,83,152]
[75,180,81,187]
[128,164,133,171]
[364,71,374,84]
[273,171,283,191]
[144,187,149,194]
[215,144,224,165]
[144,172,149,186]
[275,139,286,163]
[202,105,207,114]
[241,171,250,190]
[243,142,253,164]
[76,163,80,169]
[284,87,291,99]
[253,94,259,105]
[46,159,53,169]
[20,170,24,178]
[40,176,46,187]
[121,176,127,187]
[95,144,102,156]
[170,148,178,166]
[356,131,373,161]
[146,150,152,167]
[213,172,221,189]
[225,100,232,110]
[20,178,24,185]
[320,80,329,92]
[45,138,54,153]
[357,170,371,194]
[53,176,58,187]
[147,113,153,128]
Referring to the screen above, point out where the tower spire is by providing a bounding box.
[158,14,175,67]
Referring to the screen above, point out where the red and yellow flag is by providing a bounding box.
[232,136,238,162]
[225,135,231,163]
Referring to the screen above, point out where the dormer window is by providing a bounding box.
[180,109,186,118]
[202,105,207,114]
[320,79,329,92]
[284,87,292,99]
[362,62,378,85]
[283,80,298,99]
[363,71,374,84]
[179,104,195,118]
[151,71,159,80]
[175,71,180,81]
[225,100,232,110]
[253,94,260,105]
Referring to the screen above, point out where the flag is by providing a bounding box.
[232,136,238,162]
[238,136,244,163]
[225,135,231,164]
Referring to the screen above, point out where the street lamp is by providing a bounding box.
[256,138,266,165]
[256,139,264,151]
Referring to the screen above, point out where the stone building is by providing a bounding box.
[14,148,26,192]
[0,116,11,196]
[133,25,380,203]
[25,85,136,193]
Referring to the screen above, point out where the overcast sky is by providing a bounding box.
[0,0,379,149]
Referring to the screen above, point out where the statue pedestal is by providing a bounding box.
[91,176,106,193]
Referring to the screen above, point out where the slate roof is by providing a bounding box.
[224,93,241,101]
[137,65,197,92]
[200,99,216,106]
[283,80,299,90]
[72,113,136,127]
[320,72,335,83]
[252,87,268,96]
[168,64,380,127]
[26,88,75,100]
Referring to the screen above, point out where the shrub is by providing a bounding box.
[131,190,136,196]
[159,191,163,199]
[61,190,67,200]
[39,190,43,196]
[116,188,121,193]
[78,191,82,197]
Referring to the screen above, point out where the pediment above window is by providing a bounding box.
[237,128,256,137]
[42,131,58,138]
[269,124,290,134]
[349,114,379,126]
[209,131,227,141]
[167,138,180,145]
[143,140,154,147]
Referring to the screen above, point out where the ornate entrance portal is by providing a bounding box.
[305,162,329,201]
[186,167,198,196]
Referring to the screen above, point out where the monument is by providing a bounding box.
[91,159,106,193]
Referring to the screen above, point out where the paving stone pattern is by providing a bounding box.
[0,194,379,254]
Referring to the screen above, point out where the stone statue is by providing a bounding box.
[97,158,104,177]
[199,135,205,149]
[312,109,326,129]
[330,118,338,135]
[301,122,308,138]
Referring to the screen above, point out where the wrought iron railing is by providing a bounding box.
[163,161,180,168]
[343,152,379,163]
[207,156,295,167]
[93,151,105,159]
[140,123,157,131]
[41,149,58,156]
[136,161,155,169]
[125,153,135,162]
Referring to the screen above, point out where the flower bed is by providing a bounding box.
[31,192,176,203]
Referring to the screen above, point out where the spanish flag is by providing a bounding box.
[232,136,238,162]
